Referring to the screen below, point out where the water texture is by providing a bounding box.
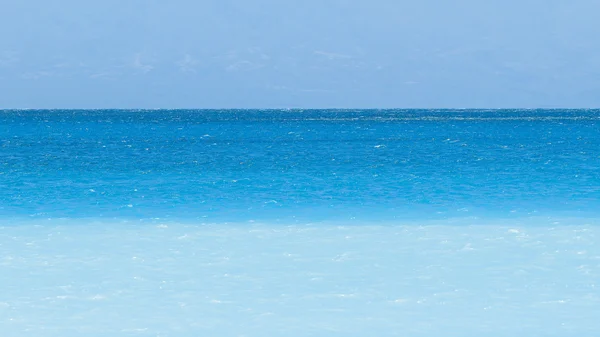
[1,109,599,221]
[1,109,600,337]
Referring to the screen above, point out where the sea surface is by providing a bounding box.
[1,109,600,336]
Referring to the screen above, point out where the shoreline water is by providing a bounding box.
[2,219,599,336]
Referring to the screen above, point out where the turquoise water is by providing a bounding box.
[2,110,600,336]
[1,109,599,221]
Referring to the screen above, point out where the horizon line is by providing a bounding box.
[2,107,600,111]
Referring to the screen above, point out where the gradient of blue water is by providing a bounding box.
[1,109,599,222]
[2,110,600,337]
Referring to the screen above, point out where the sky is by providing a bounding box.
[1,0,599,109]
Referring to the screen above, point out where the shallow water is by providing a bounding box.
[2,218,600,337]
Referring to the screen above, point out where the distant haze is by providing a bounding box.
[1,0,599,108]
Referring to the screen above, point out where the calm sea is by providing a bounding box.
[1,109,599,222]
[2,109,600,336]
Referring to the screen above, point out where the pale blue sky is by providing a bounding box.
[1,0,599,108]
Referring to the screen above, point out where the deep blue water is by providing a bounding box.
[1,109,599,222]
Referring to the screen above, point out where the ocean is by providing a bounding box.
[1,109,599,336]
